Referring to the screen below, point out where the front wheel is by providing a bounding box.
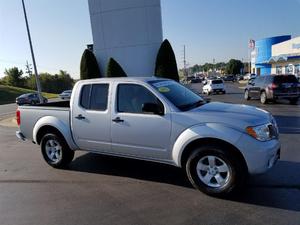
[185,146,246,197]
[244,90,250,100]
[41,133,74,168]
[260,91,267,104]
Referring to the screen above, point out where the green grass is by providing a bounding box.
[0,85,58,105]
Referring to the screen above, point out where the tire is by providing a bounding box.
[43,99,48,103]
[30,100,36,105]
[41,133,74,169]
[260,91,267,104]
[222,91,226,94]
[185,145,246,197]
[244,90,250,100]
[289,98,299,105]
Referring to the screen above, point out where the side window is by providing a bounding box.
[80,85,91,109]
[117,84,162,114]
[90,84,109,111]
[80,84,109,111]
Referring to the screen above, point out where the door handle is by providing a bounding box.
[112,117,124,123]
[75,114,85,120]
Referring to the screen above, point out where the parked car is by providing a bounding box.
[191,77,202,83]
[244,75,300,104]
[202,79,226,95]
[16,93,48,105]
[16,77,280,197]
[244,73,256,80]
[59,90,72,100]
[223,75,235,82]
[236,74,244,81]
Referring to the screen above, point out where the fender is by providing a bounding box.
[33,116,78,150]
[172,123,243,167]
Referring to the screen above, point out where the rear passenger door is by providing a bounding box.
[72,83,111,152]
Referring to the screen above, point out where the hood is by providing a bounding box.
[180,102,272,130]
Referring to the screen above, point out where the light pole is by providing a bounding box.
[21,0,43,103]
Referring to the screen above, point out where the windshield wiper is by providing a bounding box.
[178,100,205,111]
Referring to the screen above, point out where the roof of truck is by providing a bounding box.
[77,76,169,84]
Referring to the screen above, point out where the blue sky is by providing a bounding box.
[1,0,300,78]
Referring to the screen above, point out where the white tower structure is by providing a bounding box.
[88,0,163,76]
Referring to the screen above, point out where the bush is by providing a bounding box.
[80,49,101,80]
[155,39,179,82]
[106,58,127,77]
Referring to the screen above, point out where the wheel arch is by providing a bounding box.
[33,116,78,150]
[180,138,248,174]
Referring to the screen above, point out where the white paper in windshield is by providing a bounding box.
[152,81,173,88]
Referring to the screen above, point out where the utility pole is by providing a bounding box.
[22,0,43,102]
[183,45,187,77]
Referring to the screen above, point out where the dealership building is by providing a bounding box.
[251,35,300,77]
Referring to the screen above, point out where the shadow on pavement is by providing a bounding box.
[230,160,300,212]
[70,153,191,188]
[70,154,300,211]
[274,115,300,134]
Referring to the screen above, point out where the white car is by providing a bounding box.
[16,77,280,197]
[202,79,226,95]
[59,90,72,100]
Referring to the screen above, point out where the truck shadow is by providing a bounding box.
[274,115,300,134]
[70,155,300,211]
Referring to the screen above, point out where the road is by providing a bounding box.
[0,103,17,119]
[0,82,299,225]
[0,98,61,120]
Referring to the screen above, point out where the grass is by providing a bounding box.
[0,85,58,105]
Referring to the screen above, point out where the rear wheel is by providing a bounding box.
[41,133,74,168]
[185,145,246,197]
[260,91,267,104]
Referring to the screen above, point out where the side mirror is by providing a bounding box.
[142,103,164,116]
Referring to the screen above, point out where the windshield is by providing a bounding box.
[149,80,204,111]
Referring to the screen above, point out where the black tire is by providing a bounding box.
[244,90,250,100]
[41,133,74,169]
[43,99,48,103]
[260,91,267,104]
[30,100,36,105]
[289,98,299,105]
[185,145,246,197]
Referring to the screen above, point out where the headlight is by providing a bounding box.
[246,124,273,141]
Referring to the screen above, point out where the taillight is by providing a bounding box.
[268,83,278,90]
[16,109,21,126]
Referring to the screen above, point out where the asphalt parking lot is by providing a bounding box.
[0,82,299,225]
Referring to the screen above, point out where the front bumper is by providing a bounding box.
[235,133,281,174]
[16,131,26,141]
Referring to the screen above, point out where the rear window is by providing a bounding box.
[212,80,223,84]
[274,75,298,84]
[79,84,109,111]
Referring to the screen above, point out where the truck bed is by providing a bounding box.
[18,101,71,141]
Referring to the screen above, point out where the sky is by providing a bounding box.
[1,0,300,79]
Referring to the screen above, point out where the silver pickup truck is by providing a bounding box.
[16,77,280,196]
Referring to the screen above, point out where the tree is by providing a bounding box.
[155,39,179,82]
[106,58,127,77]
[4,67,24,87]
[80,49,101,80]
[225,59,244,75]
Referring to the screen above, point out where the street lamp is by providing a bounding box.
[21,0,43,103]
